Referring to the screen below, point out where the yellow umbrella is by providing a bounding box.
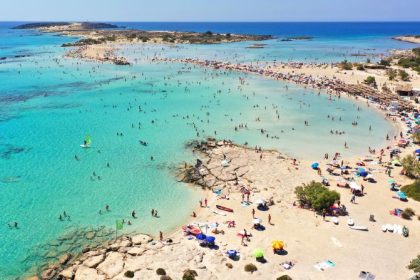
[272,240,284,250]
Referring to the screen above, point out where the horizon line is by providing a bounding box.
[2,20,420,23]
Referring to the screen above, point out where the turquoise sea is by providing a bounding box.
[0,22,418,278]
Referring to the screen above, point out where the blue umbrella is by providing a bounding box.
[311,163,319,169]
[359,171,368,177]
[397,191,407,200]
[415,149,420,154]
[206,236,216,243]
[196,233,206,240]
[357,167,366,173]
[227,250,237,258]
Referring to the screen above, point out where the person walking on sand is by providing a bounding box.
[199,199,202,207]
[159,231,163,241]
[268,213,272,225]
[252,208,255,219]
[204,198,208,207]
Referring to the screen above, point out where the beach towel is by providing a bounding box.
[314,260,336,271]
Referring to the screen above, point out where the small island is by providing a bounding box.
[393,35,420,44]
[13,22,272,65]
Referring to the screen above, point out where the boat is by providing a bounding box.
[216,205,234,213]
[349,225,368,231]
[80,135,92,148]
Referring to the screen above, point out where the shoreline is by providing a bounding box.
[9,24,420,280]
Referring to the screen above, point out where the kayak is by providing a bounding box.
[350,225,368,231]
[216,205,234,213]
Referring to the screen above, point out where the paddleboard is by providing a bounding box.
[80,144,90,148]
[350,225,368,231]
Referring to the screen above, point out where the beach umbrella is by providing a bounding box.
[311,163,319,169]
[397,191,407,200]
[357,167,366,173]
[252,218,262,224]
[227,250,238,258]
[359,171,368,177]
[196,233,206,240]
[254,199,265,205]
[271,240,284,250]
[206,236,216,243]
[253,248,264,258]
[415,149,420,154]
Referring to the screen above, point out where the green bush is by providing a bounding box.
[401,156,420,179]
[124,270,135,278]
[160,276,172,280]
[182,269,198,280]
[356,64,365,71]
[379,59,391,66]
[277,276,293,280]
[295,181,340,212]
[401,180,420,201]
[408,255,420,274]
[244,263,258,273]
[399,69,410,81]
[364,76,377,87]
[339,60,353,70]
[156,268,166,276]
[386,69,397,80]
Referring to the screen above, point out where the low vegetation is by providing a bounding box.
[401,155,420,179]
[244,263,258,273]
[156,268,166,276]
[124,270,135,278]
[277,276,293,280]
[386,69,397,80]
[295,181,340,212]
[401,208,416,220]
[364,76,377,87]
[398,47,420,74]
[182,269,198,280]
[408,255,420,275]
[339,60,353,70]
[399,69,410,81]
[401,180,420,201]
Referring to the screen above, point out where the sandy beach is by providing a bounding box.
[5,22,420,280]
[46,129,420,280]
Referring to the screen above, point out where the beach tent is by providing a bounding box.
[349,182,362,191]
[196,233,206,240]
[253,248,264,258]
[397,191,407,201]
[206,236,216,243]
[272,240,284,250]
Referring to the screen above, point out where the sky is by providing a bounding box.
[1,0,420,22]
